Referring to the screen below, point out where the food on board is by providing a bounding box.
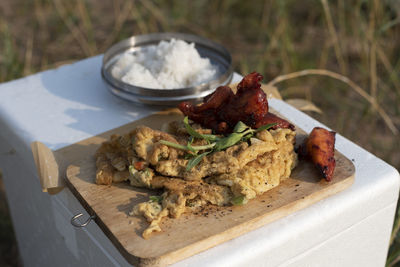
[179,72,294,134]
[299,127,336,181]
[94,72,335,239]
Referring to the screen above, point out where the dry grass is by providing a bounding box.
[0,0,399,265]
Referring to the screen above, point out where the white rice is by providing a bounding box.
[111,39,218,89]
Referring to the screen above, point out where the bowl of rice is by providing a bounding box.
[101,32,233,106]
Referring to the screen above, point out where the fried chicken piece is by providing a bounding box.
[219,73,269,130]
[301,127,336,181]
[165,120,212,137]
[179,72,293,133]
[196,85,234,111]
[255,112,295,130]
[179,85,233,132]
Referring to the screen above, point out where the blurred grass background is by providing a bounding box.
[0,0,399,266]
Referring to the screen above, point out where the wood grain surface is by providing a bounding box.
[65,110,355,266]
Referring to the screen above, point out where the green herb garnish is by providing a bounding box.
[230,195,248,206]
[186,136,196,153]
[183,116,218,141]
[128,165,136,176]
[233,121,249,133]
[159,140,215,152]
[256,123,277,132]
[214,132,248,151]
[213,122,276,151]
[149,195,162,203]
[161,118,277,171]
[186,151,211,171]
[144,168,151,177]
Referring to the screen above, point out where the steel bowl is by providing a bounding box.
[101,32,233,106]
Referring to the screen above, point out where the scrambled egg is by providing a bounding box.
[95,121,297,239]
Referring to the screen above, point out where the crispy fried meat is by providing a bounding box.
[179,85,233,133]
[179,72,293,133]
[300,127,336,181]
[255,112,295,130]
[219,73,268,130]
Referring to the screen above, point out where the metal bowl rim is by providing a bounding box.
[101,32,233,97]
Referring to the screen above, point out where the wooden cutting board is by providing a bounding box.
[65,109,355,267]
